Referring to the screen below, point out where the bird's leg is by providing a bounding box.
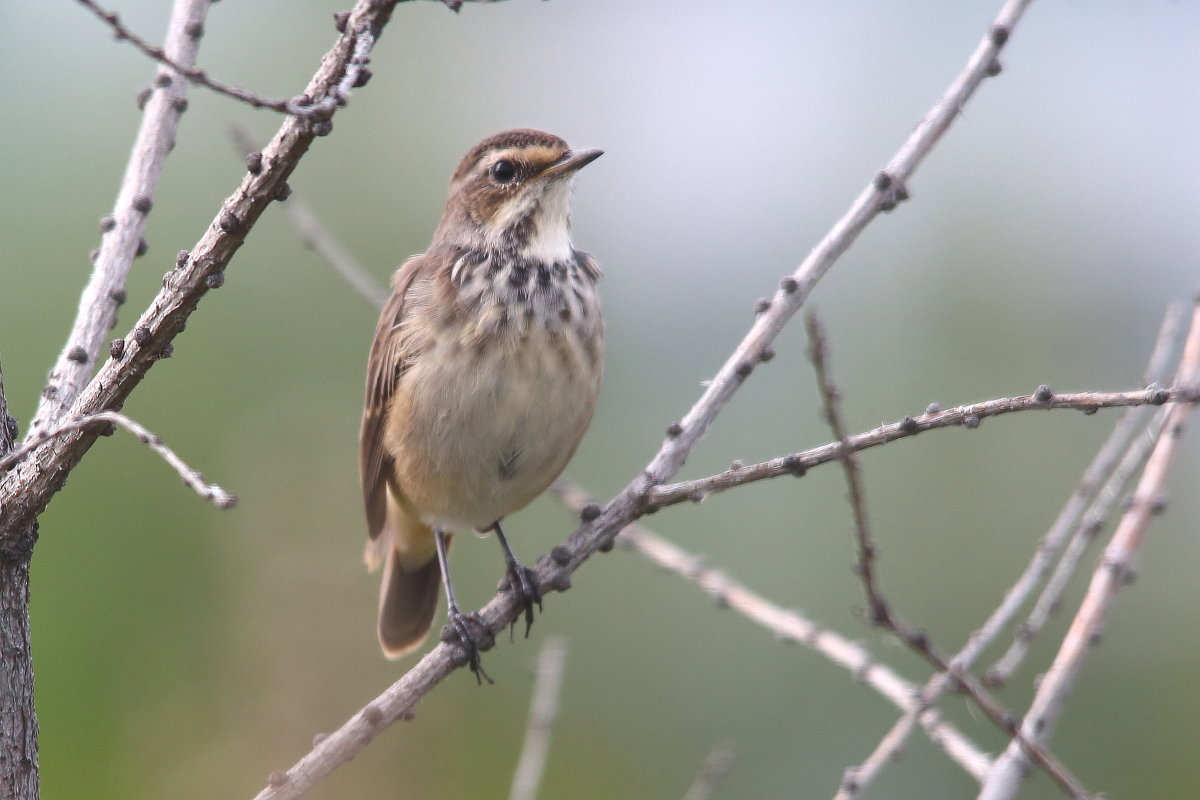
[488,520,542,639]
[435,527,492,684]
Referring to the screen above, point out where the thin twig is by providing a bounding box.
[229,122,389,310]
[987,406,1171,683]
[287,197,390,307]
[30,0,213,441]
[648,385,1194,511]
[76,0,501,115]
[806,315,1094,799]
[0,412,235,510]
[983,305,1184,684]
[978,301,1200,800]
[76,0,306,115]
[549,480,992,781]
[804,311,885,622]
[838,305,1186,799]
[681,742,737,800]
[509,637,568,800]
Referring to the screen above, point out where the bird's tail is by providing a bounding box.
[369,518,446,659]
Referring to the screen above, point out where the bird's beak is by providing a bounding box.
[541,148,604,180]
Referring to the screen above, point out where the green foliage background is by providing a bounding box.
[2,2,1198,798]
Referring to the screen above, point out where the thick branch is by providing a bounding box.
[0,362,38,800]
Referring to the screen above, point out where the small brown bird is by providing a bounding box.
[359,129,604,676]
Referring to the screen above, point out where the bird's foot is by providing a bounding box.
[441,607,493,684]
[502,561,543,641]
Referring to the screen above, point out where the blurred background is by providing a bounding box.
[2,1,1198,798]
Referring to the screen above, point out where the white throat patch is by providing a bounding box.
[486,178,575,262]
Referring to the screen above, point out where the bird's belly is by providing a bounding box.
[385,329,601,531]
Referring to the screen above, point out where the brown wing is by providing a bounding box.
[359,254,435,542]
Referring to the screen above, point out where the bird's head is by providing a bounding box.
[434,129,602,262]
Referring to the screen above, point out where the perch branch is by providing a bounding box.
[806,314,1093,799]
[0,0,401,549]
[841,305,1186,798]
[977,300,1200,800]
[30,0,213,441]
[0,411,234,510]
[550,480,992,781]
[509,637,568,800]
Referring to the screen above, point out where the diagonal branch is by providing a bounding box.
[549,480,992,781]
[681,743,736,800]
[977,300,1200,800]
[228,122,388,310]
[0,411,234,510]
[637,0,1030,489]
[74,0,298,114]
[986,404,1171,684]
[30,0,214,441]
[509,637,568,800]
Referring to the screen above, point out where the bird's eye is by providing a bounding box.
[490,159,517,183]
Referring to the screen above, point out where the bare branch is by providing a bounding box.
[75,0,503,115]
[804,311,885,623]
[637,0,1032,490]
[229,122,389,310]
[681,743,736,800]
[648,386,1193,510]
[840,304,1187,798]
[806,318,1093,799]
[0,412,234,510]
[30,0,213,441]
[984,305,1185,684]
[986,406,1171,683]
[509,637,568,800]
[0,0,401,549]
[550,481,992,782]
[76,0,324,116]
[978,301,1200,800]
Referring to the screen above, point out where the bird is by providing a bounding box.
[359,129,604,679]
